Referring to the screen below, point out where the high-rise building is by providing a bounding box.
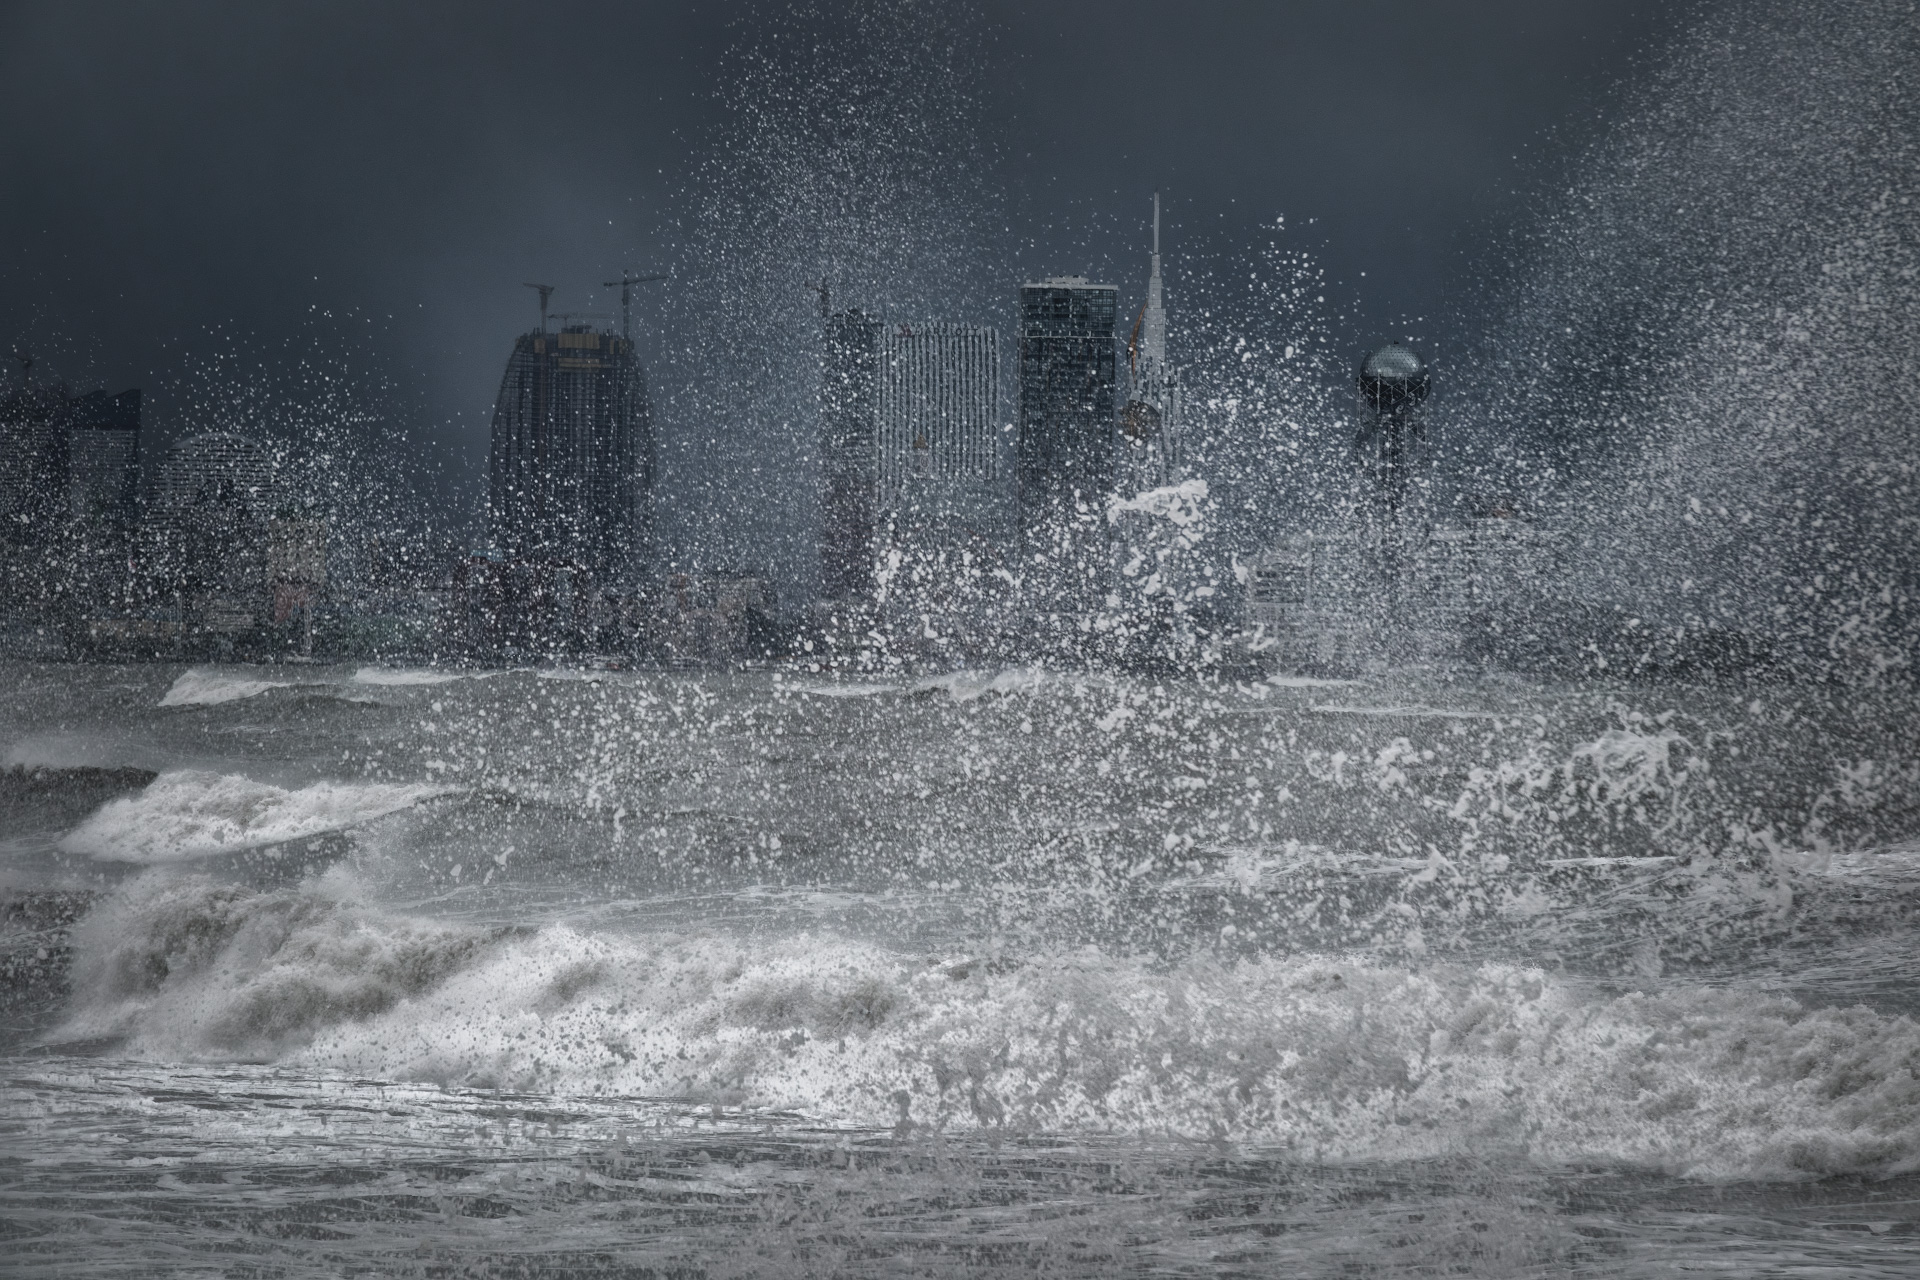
[1017,277,1117,519]
[0,379,144,544]
[819,311,1001,601]
[0,383,72,545]
[1355,343,1431,514]
[155,430,277,514]
[488,322,653,582]
[819,309,883,601]
[875,323,1000,507]
[1120,195,1182,493]
[149,430,280,631]
[68,389,142,529]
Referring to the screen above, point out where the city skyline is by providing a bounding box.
[1,3,1685,479]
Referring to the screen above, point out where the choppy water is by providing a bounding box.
[4,659,1919,1275]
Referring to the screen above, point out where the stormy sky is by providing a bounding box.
[1,1,1692,504]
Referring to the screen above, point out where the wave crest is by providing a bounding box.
[57,770,446,862]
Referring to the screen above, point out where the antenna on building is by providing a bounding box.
[1153,190,1160,256]
[524,283,556,334]
[602,271,667,342]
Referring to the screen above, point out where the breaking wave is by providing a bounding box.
[56,770,447,862]
[158,667,302,706]
[48,872,1920,1182]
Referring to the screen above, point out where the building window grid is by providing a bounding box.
[872,325,999,509]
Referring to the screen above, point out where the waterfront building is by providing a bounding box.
[0,382,73,544]
[1017,277,1117,519]
[67,389,142,529]
[154,430,277,514]
[488,321,653,582]
[1247,514,1560,671]
[656,572,780,667]
[1245,531,1376,671]
[818,310,1002,603]
[148,430,281,634]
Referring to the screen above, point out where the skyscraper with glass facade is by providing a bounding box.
[1017,277,1117,520]
[819,313,1001,601]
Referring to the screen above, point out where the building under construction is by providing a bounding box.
[488,319,654,583]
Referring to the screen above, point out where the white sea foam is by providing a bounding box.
[1310,703,1503,720]
[53,869,499,1055]
[783,669,1054,701]
[55,874,1920,1181]
[351,666,469,686]
[158,667,298,706]
[296,935,1920,1179]
[913,668,1053,702]
[56,770,447,862]
[787,681,903,698]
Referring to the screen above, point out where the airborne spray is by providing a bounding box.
[657,1,1003,612]
[1456,0,1920,681]
[14,2,1920,1273]
[653,3,1357,675]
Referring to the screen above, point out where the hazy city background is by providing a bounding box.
[2,0,1695,617]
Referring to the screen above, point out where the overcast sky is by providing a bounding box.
[1,0,1696,480]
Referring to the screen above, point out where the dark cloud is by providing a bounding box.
[0,0,1691,495]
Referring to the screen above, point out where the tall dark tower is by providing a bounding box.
[1354,343,1430,513]
[488,320,653,582]
[819,308,883,601]
[1017,277,1118,521]
[69,389,142,529]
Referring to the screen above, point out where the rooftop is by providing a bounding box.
[1023,276,1115,291]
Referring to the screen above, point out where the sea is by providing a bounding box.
[3,658,1918,1276]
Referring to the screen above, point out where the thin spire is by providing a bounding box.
[1141,193,1166,372]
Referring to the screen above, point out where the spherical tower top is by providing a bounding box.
[1357,343,1431,414]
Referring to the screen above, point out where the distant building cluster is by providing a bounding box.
[1247,515,1562,672]
[454,204,1195,668]
[0,381,141,538]
[1,197,1582,674]
[806,202,1192,668]
[0,372,339,659]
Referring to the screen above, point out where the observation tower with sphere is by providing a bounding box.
[1354,342,1430,514]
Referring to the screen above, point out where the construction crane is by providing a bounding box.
[523,283,556,333]
[602,271,667,342]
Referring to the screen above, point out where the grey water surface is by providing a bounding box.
[4,659,1919,1276]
